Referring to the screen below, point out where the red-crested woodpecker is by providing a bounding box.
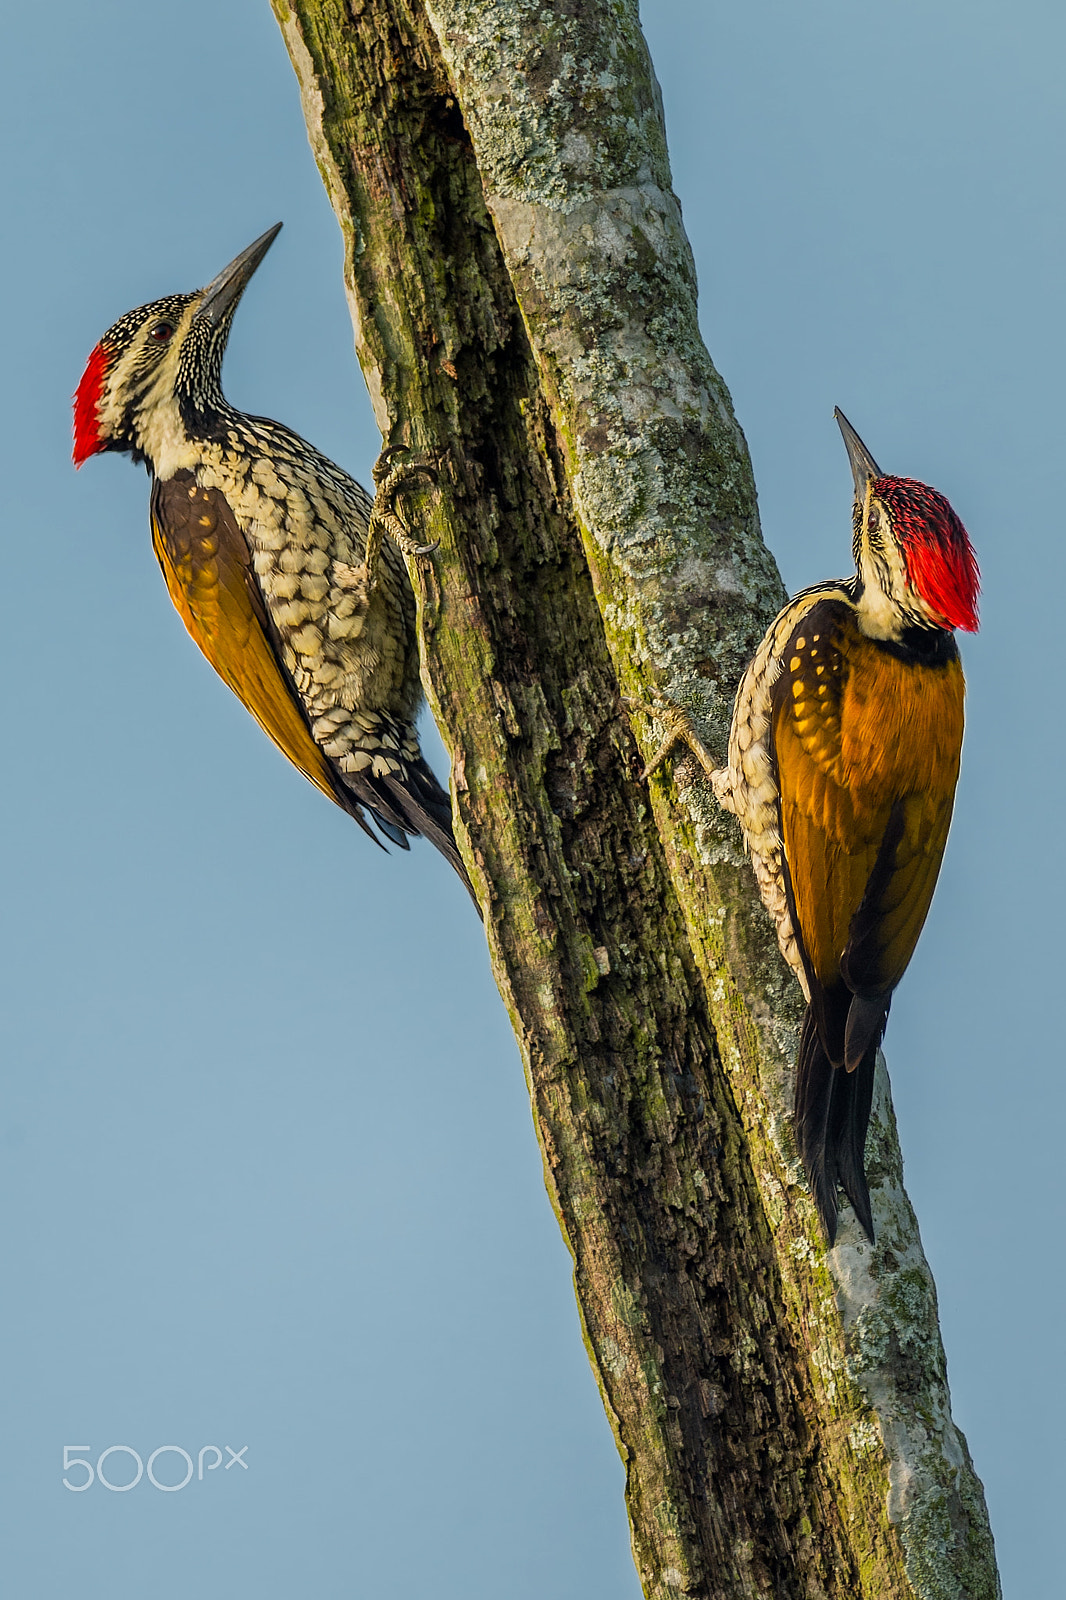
[639,410,979,1242]
[74,225,473,898]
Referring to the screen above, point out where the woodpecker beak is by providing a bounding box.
[195,223,283,329]
[835,407,882,499]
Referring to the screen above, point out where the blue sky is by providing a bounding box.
[1,2,1061,1596]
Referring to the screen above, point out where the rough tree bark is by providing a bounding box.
[269,3,1000,1596]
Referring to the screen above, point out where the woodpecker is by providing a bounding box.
[638,410,979,1243]
[74,224,473,897]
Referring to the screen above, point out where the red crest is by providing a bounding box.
[72,344,110,466]
[873,475,980,632]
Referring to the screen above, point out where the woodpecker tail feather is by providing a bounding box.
[844,994,888,1073]
[378,756,478,908]
[829,1046,876,1243]
[339,754,478,910]
[795,1011,841,1241]
[794,1006,876,1244]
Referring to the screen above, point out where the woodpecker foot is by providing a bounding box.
[363,446,440,589]
[624,691,725,790]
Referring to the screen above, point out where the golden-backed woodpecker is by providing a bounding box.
[74,225,472,897]
[643,410,979,1243]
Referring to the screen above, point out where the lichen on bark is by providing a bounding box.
[270,2,1000,1596]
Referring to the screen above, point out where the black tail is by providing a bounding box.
[340,753,479,912]
[794,1006,876,1244]
[378,757,478,908]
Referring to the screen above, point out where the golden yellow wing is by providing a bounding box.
[150,471,337,806]
[772,599,965,1018]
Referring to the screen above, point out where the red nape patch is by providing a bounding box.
[874,475,981,632]
[72,343,110,466]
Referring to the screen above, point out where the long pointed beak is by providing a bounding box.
[194,223,282,328]
[835,407,882,497]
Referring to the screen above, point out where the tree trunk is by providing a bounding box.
[269,3,1000,1596]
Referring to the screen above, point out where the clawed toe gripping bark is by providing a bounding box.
[624,692,724,792]
[362,445,440,589]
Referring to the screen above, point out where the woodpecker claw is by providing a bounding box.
[364,447,441,588]
[623,692,722,784]
[371,444,407,485]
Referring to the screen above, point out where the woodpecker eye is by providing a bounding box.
[867,506,881,533]
[150,322,174,343]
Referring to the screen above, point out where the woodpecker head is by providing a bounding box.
[835,407,980,639]
[73,224,282,472]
